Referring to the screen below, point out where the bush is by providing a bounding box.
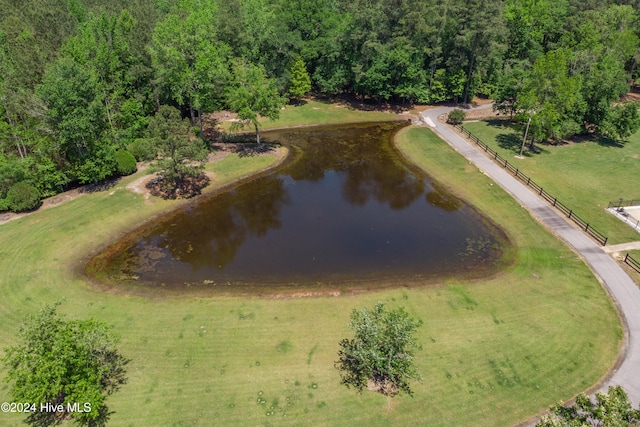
[114,150,137,176]
[447,109,466,125]
[126,139,157,162]
[7,182,41,212]
[0,197,9,212]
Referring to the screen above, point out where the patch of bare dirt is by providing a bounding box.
[146,173,211,199]
[366,376,400,397]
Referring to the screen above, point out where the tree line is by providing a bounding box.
[2,0,640,211]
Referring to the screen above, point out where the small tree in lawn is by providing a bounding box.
[227,60,288,145]
[3,303,129,427]
[288,56,311,103]
[336,302,422,396]
[146,105,208,197]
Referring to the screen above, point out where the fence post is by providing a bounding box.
[552,198,557,207]
[625,253,629,262]
[494,152,498,160]
[585,223,589,232]
[568,210,573,219]
[539,187,543,195]
[603,237,607,246]
[515,169,519,177]
[527,177,530,186]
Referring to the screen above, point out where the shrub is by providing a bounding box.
[127,139,157,162]
[447,109,466,125]
[7,182,41,212]
[114,150,137,176]
[0,197,9,212]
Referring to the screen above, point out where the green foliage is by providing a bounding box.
[288,56,312,99]
[0,0,639,204]
[127,138,157,161]
[38,57,116,183]
[3,303,129,426]
[447,109,466,125]
[336,302,422,396]
[536,386,640,427]
[147,106,208,195]
[6,181,40,212]
[149,3,230,124]
[601,102,640,142]
[114,149,137,175]
[227,60,288,144]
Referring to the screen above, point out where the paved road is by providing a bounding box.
[421,106,640,409]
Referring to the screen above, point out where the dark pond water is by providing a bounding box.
[93,122,508,293]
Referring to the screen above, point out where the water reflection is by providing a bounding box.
[97,122,506,290]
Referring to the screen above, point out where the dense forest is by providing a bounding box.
[1,0,640,211]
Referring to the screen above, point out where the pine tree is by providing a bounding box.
[288,56,312,100]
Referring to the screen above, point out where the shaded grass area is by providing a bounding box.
[0,126,621,426]
[220,99,400,132]
[463,120,640,245]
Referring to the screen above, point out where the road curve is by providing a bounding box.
[421,106,640,409]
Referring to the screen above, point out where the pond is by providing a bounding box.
[90,122,510,294]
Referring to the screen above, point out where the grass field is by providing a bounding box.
[0,118,622,426]
[463,120,640,245]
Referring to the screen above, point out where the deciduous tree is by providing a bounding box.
[335,302,422,396]
[536,386,640,427]
[3,303,129,427]
[227,60,287,144]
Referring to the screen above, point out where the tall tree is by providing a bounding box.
[3,303,129,427]
[227,60,288,144]
[149,1,230,132]
[38,57,116,183]
[63,11,148,145]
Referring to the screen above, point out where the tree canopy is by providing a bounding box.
[536,385,640,427]
[335,302,422,396]
[1,0,640,210]
[3,303,129,427]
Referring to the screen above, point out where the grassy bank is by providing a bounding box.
[221,99,401,131]
[463,120,640,245]
[0,124,621,426]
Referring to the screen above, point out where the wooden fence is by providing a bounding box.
[624,253,640,274]
[455,124,608,246]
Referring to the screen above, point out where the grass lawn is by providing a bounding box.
[462,119,640,245]
[220,99,400,132]
[0,120,622,426]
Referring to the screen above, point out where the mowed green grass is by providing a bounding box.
[0,124,622,426]
[463,120,640,245]
[221,99,398,131]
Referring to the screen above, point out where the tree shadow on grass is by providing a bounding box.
[234,142,277,157]
[484,119,522,131]
[79,177,120,194]
[496,133,525,154]
[597,135,625,148]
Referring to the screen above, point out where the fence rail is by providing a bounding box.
[608,199,640,209]
[454,124,608,246]
[624,253,640,274]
